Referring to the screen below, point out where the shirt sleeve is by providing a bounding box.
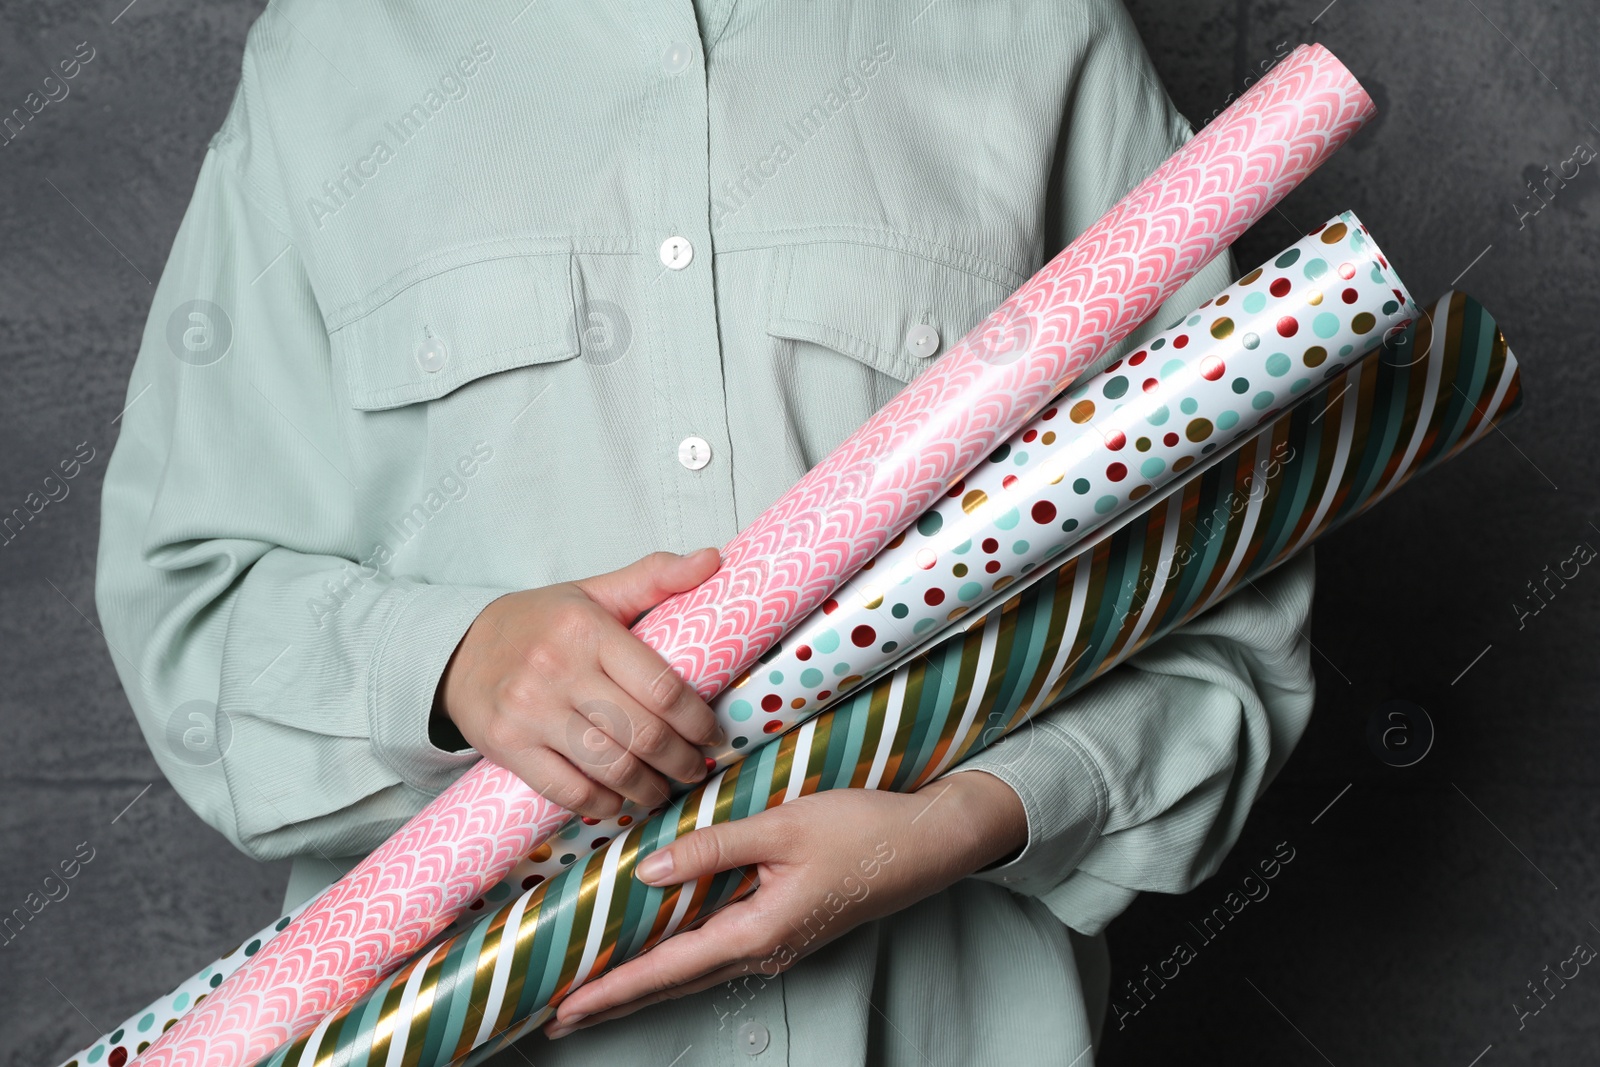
[948,0,1318,934]
[954,550,1315,932]
[94,69,508,862]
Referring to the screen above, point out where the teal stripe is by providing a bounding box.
[822,684,873,788]
[1177,454,1245,613]
[727,747,763,824]
[1432,296,1489,460]
[892,637,970,791]
[747,736,782,814]
[528,850,587,1013]
[435,914,494,1060]
[988,591,1046,726]
[604,849,652,993]
[1066,529,1140,689]
[412,943,455,1067]
[891,662,939,789]
[1337,342,1410,523]
[1257,396,1322,564]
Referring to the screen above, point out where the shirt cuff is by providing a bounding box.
[953,718,1109,897]
[366,581,504,794]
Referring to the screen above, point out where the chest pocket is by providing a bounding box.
[329,253,579,411]
[765,241,1022,385]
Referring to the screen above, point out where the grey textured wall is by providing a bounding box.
[1,2,1595,1064]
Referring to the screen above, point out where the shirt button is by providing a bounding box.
[906,323,941,358]
[661,41,693,74]
[678,436,712,470]
[659,235,694,270]
[737,1020,770,1056]
[415,335,449,373]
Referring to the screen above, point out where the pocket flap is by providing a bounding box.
[331,254,578,411]
[766,242,1017,383]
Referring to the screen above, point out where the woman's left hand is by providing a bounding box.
[544,771,1027,1038]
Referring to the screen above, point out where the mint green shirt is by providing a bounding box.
[95,1,1316,1063]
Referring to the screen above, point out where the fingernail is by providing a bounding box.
[546,1024,574,1040]
[636,849,674,883]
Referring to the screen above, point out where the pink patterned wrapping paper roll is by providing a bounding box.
[130,43,1372,1067]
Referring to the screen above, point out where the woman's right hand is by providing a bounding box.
[435,548,726,818]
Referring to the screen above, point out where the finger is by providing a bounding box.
[574,548,721,623]
[579,679,709,786]
[514,745,627,820]
[554,703,675,810]
[595,621,724,749]
[634,810,788,886]
[548,959,761,1038]
[552,907,770,1026]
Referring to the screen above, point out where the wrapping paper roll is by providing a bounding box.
[129,44,1374,1067]
[706,210,1413,756]
[243,290,1519,1067]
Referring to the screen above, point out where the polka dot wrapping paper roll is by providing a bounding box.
[124,44,1372,1067]
[236,291,1521,1067]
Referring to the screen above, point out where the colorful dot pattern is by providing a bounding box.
[703,211,1414,754]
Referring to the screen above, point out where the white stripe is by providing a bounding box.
[926,611,1002,779]
[660,782,724,939]
[1122,490,1186,653]
[1203,434,1275,610]
[1466,346,1516,448]
[1020,555,1094,722]
[382,943,443,1067]
[460,1009,555,1066]
[1389,302,1448,481]
[571,833,629,983]
[1288,359,1363,557]
[470,891,532,1047]
[293,1010,339,1067]
[783,719,817,803]
[862,668,910,789]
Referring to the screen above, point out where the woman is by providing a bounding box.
[95,1,1315,1062]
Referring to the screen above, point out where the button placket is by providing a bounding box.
[637,0,736,549]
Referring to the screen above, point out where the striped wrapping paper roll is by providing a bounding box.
[243,290,1519,1067]
[129,45,1375,1067]
[66,211,1406,1067]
